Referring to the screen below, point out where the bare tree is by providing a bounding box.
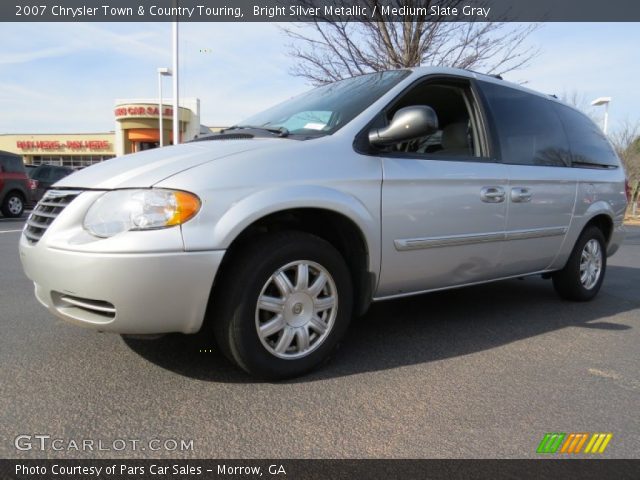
[610,120,640,216]
[282,0,540,85]
[559,90,603,127]
[560,90,594,116]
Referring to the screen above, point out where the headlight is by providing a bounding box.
[83,189,201,238]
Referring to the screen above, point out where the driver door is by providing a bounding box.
[375,77,508,297]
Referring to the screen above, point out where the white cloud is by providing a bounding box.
[0,45,79,65]
[0,23,169,66]
[72,23,169,59]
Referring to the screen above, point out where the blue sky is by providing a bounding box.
[0,22,638,134]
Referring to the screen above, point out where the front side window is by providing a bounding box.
[382,81,482,158]
[479,81,571,167]
[238,70,410,136]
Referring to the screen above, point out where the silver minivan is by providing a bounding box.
[19,67,628,378]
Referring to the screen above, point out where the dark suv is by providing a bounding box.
[28,165,74,202]
[0,151,35,218]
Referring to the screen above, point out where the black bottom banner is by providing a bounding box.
[1,459,639,480]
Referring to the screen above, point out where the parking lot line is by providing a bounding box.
[0,229,23,233]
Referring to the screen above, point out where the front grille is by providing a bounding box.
[24,190,81,244]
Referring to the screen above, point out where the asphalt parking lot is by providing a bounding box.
[1,215,638,459]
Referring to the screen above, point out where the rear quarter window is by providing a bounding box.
[478,81,571,167]
[51,168,72,182]
[553,104,620,168]
[0,155,25,174]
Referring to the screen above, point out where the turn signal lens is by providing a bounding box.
[167,191,201,226]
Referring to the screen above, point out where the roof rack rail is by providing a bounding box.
[464,69,502,80]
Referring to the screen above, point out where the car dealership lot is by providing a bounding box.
[1,218,639,458]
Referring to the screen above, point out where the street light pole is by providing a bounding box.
[591,97,612,134]
[172,21,180,145]
[157,67,171,147]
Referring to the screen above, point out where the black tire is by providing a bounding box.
[552,226,607,301]
[1,192,24,218]
[211,231,353,379]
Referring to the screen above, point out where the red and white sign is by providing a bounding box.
[114,105,173,118]
[16,140,111,151]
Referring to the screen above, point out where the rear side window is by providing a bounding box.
[479,81,571,167]
[51,168,72,182]
[0,155,25,173]
[34,166,51,181]
[553,104,620,168]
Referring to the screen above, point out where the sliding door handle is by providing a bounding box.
[511,187,533,203]
[481,186,506,203]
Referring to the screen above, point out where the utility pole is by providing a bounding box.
[172,20,180,145]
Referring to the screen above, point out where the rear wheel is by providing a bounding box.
[212,231,353,379]
[1,192,24,218]
[552,226,606,301]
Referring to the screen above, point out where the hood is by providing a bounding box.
[54,139,279,190]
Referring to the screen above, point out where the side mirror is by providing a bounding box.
[368,106,439,147]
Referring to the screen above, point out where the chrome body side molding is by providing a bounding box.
[394,226,568,251]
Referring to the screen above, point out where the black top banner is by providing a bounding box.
[4,0,640,22]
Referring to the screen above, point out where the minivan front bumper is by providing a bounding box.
[20,237,223,334]
[18,188,223,334]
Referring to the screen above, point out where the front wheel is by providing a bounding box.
[552,226,606,301]
[212,231,353,379]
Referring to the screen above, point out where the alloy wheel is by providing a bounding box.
[255,260,338,359]
[579,239,602,290]
[8,196,23,215]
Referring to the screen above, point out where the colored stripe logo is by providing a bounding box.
[537,433,612,454]
[537,433,565,453]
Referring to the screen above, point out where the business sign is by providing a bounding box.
[15,140,112,151]
[114,104,174,119]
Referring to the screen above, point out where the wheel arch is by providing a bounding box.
[3,188,26,201]
[212,198,378,317]
[582,213,613,245]
[550,201,617,271]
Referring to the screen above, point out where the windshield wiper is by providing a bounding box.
[224,125,290,137]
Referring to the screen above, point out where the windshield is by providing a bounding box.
[237,70,410,136]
